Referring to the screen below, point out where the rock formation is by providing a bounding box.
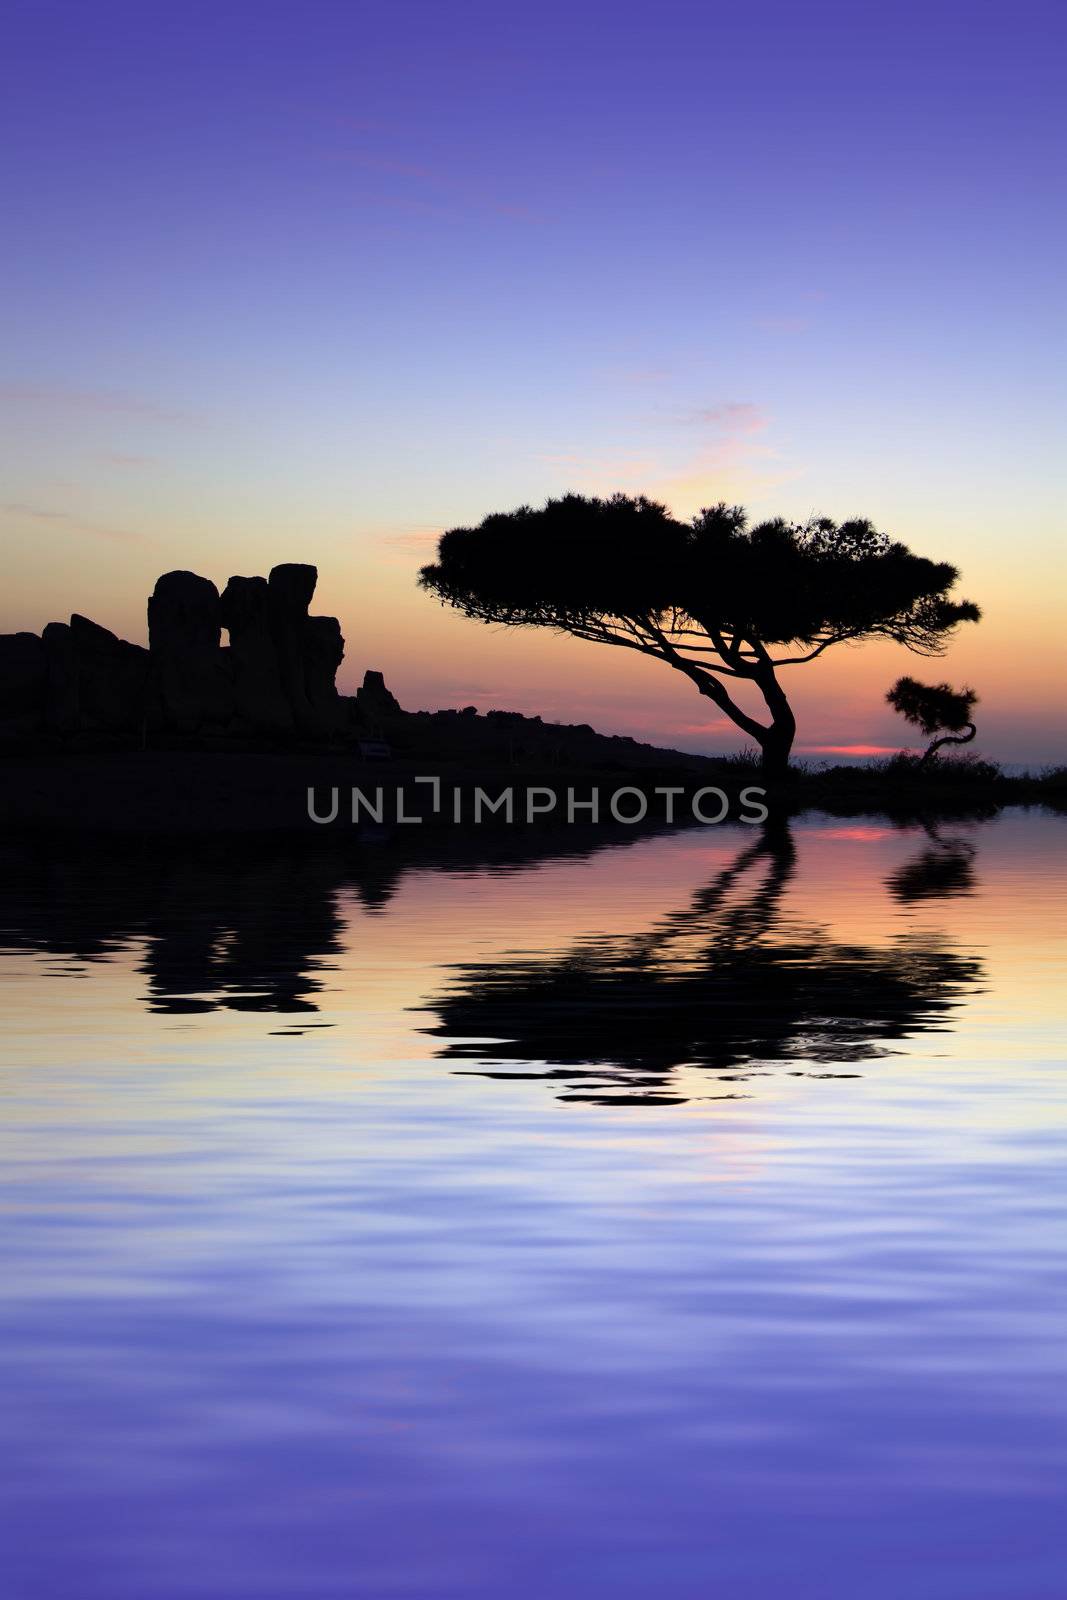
[68,615,150,737]
[148,570,230,733]
[303,615,346,732]
[267,563,325,734]
[42,622,78,734]
[0,620,149,741]
[219,575,293,734]
[0,558,349,748]
[0,632,46,737]
[354,669,404,727]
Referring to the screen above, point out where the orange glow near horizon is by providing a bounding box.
[1,491,1063,765]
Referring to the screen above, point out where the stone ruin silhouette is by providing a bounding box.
[0,562,401,747]
[1,564,730,771]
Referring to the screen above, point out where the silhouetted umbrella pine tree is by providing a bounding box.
[887,675,978,767]
[418,495,980,775]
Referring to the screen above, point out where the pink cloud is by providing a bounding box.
[753,315,810,335]
[2,501,148,546]
[337,153,437,179]
[538,448,659,482]
[376,527,443,556]
[685,403,768,434]
[535,413,797,519]
[803,743,903,757]
[325,147,547,225]
[613,366,673,385]
[1,384,195,424]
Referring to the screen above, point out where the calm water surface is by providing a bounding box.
[2,811,1065,1598]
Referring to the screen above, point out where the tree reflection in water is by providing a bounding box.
[1,824,983,1091]
[424,823,984,1105]
[886,823,977,903]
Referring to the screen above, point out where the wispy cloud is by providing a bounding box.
[425,681,510,705]
[2,502,148,545]
[337,152,437,180]
[651,399,805,512]
[535,411,797,515]
[590,361,673,388]
[538,449,660,484]
[803,743,903,757]
[374,526,444,565]
[0,384,196,424]
[682,402,768,434]
[324,145,547,224]
[654,439,797,513]
[753,314,810,335]
[752,291,825,338]
[621,367,672,385]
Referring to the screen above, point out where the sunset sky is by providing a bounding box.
[3,0,1064,761]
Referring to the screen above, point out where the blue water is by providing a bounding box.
[2,811,1065,1598]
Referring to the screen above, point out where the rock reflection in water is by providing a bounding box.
[0,843,354,1017]
[0,829,655,1020]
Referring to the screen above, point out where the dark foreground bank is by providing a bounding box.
[1,749,1064,834]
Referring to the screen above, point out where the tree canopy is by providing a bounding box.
[419,493,981,772]
[886,676,978,736]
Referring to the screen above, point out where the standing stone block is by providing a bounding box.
[355,669,404,725]
[42,621,78,733]
[0,631,46,735]
[148,570,230,733]
[219,575,293,733]
[268,563,318,732]
[69,614,149,735]
[303,614,346,731]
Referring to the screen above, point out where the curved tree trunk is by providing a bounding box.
[919,722,976,768]
[752,661,797,778]
[675,643,793,780]
[687,655,797,777]
[756,718,796,778]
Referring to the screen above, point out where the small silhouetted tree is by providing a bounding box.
[887,676,978,767]
[418,494,980,775]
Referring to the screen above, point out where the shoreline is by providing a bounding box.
[2,748,1063,835]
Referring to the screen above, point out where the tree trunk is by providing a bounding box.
[756,721,794,778]
[753,666,796,778]
[686,649,796,777]
[919,722,976,768]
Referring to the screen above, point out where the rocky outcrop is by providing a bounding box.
[267,563,320,733]
[216,564,346,735]
[0,632,46,737]
[0,558,348,748]
[354,669,404,727]
[148,571,230,733]
[253,564,345,735]
[42,622,78,734]
[219,575,293,734]
[0,619,149,741]
[68,616,151,737]
[303,614,346,731]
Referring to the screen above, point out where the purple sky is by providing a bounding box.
[3,0,1064,759]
